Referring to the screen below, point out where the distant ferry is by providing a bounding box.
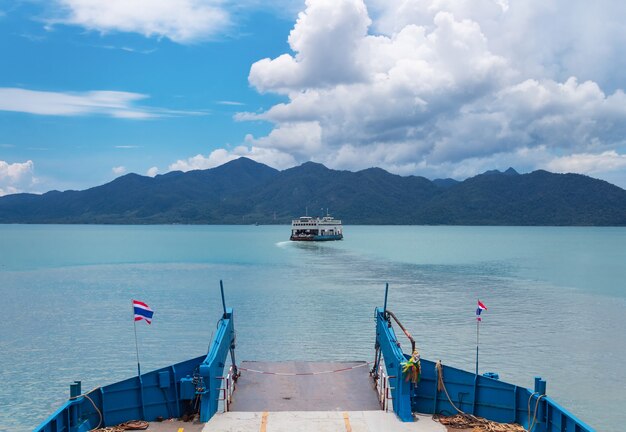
[290,215,343,241]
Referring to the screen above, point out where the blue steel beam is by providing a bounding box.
[374,305,594,431]
[198,307,235,422]
[374,307,413,422]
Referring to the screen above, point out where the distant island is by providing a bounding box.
[1,157,625,225]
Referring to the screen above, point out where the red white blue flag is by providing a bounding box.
[476,300,487,322]
[133,300,154,324]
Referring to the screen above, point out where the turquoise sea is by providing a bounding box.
[0,225,625,431]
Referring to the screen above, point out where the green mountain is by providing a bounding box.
[1,158,625,225]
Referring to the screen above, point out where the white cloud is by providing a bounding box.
[168,146,296,172]
[112,166,127,175]
[243,122,322,156]
[546,151,626,176]
[0,160,36,196]
[146,166,159,177]
[51,0,230,43]
[368,0,626,89]
[0,88,205,118]
[229,0,626,183]
[249,0,371,93]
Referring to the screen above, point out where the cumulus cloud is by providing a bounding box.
[0,88,205,118]
[368,0,626,89]
[229,0,626,183]
[168,146,296,172]
[112,166,127,175]
[51,0,230,43]
[547,151,626,175]
[0,160,36,196]
[146,166,159,177]
[249,0,371,93]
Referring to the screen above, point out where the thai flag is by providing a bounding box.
[133,300,154,324]
[476,300,487,322]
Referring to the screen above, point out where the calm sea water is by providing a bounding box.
[0,225,624,431]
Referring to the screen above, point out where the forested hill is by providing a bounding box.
[1,157,625,225]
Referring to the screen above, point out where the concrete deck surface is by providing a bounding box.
[144,361,447,431]
[231,361,380,412]
[202,411,446,432]
[144,419,204,431]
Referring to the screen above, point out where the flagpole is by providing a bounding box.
[132,300,141,376]
[475,317,480,376]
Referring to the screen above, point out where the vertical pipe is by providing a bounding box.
[375,284,390,380]
[69,382,80,427]
[138,374,146,420]
[534,377,547,395]
[99,387,106,426]
[171,366,181,418]
[132,301,141,377]
[220,280,227,317]
[532,378,547,432]
[472,374,478,415]
[475,320,480,376]
[513,386,518,423]
[70,381,80,398]
[383,283,389,313]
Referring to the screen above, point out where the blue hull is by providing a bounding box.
[35,303,594,432]
[35,308,237,432]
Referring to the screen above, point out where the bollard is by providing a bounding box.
[532,377,547,431]
[69,381,81,398]
[69,381,82,427]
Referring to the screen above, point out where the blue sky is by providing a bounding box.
[2,0,626,195]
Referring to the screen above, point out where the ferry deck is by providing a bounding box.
[139,360,447,432]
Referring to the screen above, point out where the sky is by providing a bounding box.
[2,0,626,196]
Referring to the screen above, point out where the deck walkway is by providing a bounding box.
[204,411,446,431]
[231,361,381,412]
[144,361,446,431]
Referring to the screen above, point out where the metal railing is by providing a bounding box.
[216,365,236,413]
[373,361,394,413]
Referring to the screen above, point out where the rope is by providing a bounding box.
[238,362,372,376]
[433,361,526,432]
[91,420,149,432]
[528,393,546,432]
[435,361,463,414]
[69,387,103,431]
[68,387,149,432]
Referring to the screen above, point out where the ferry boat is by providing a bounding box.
[35,283,595,432]
[290,215,343,241]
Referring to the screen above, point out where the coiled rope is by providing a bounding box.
[90,420,148,432]
[68,387,148,432]
[433,360,526,432]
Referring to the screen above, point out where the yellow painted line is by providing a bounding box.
[177,428,184,432]
[260,411,268,432]
[343,412,352,432]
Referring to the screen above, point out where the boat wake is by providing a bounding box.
[275,241,292,248]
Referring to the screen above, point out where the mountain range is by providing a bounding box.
[1,157,625,225]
